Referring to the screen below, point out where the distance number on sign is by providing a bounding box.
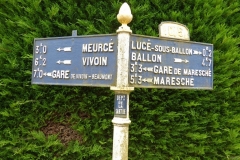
[130,62,143,84]
[202,47,212,67]
[130,73,142,84]
[33,43,48,78]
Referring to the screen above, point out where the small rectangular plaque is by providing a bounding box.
[114,94,127,117]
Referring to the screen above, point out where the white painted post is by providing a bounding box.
[111,3,134,160]
[110,88,133,160]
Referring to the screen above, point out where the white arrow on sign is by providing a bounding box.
[143,67,153,72]
[193,50,202,55]
[142,78,153,83]
[57,47,72,52]
[174,58,189,63]
[43,72,52,76]
[56,60,71,65]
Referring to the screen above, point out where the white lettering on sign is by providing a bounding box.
[131,41,152,51]
[130,40,194,55]
[153,76,194,86]
[115,94,126,115]
[82,42,114,53]
[174,68,182,75]
[71,74,88,79]
[82,57,107,66]
[131,52,161,63]
[172,47,192,55]
[117,95,126,101]
[92,74,112,80]
[183,69,212,77]
[70,74,112,80]
[52,70,70,79]
[115,109,126,114]
[153,65,173,74]
[154,45,170,53]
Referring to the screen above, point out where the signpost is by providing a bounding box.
[31,2,213,160]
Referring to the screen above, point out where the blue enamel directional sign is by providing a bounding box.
[32,33,213,89]
[129,34,213,89]
[32,34,117,87]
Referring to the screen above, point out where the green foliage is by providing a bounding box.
[0,0,240,159]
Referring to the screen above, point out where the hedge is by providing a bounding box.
[0,0,240,159]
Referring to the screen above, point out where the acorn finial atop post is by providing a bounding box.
[117,2,132,33]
